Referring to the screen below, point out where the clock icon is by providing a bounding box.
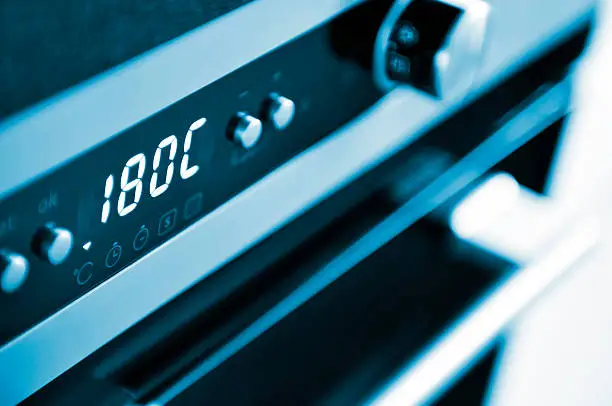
[105,243,122,268]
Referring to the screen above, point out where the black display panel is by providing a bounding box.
[0,21,382,344]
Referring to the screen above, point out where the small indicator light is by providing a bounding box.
[82,241,92,251]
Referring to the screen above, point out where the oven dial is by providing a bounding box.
[374,0,491,98]
[0,251,29,293]
[31,224,74,265]
[228,112,263,149]
[331,0,490,99]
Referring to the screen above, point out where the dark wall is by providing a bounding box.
[0,0,254,119]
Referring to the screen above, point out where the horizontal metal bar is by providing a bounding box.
[369,218,599,406]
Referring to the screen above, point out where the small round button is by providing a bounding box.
[228,112,263,149]
[264,93,295,130]
[75,262,94,286]
[105,243,122,268]
[133,226,149,251]
[31,224,74,265]
[0,251,29,294]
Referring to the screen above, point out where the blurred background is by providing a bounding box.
[488,2,612,404]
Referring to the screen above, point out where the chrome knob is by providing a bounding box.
[228,112,263,149]
[374,0,491,98]
[32,224,74,265]
[264,93,296,130]
[0,251,29,293]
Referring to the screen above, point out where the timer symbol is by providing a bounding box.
[133,226,150,251]
[105,243,122,268]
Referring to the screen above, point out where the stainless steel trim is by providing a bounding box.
[0,0,595,403]
[369,219,599,406]
[150,80,574,405]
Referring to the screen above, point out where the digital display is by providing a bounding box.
[100,118,205,224]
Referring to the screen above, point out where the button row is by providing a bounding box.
[0,94,296,293]
[228,93,296,150]
[1,223,74,293]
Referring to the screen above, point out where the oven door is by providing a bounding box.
[134,87,597,406]
[21,72,599,405]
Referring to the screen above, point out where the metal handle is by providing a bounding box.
[369,217,599,406]
[368,169,601,406]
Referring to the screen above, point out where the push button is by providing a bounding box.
[31,223,74,265]
[263,93,295,130]
[228,112,263,149]
[0,251,29,294]
[105,243,122,268]
[158,208,177,236]
[133,226,149,251]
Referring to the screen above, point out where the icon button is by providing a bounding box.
[387,52,412,82]
[105,243,122,268]
[74,262,94,286]
[184,193,203,220]
[158,209,177,236]
[393,22,419,47]
[133,226,150,251]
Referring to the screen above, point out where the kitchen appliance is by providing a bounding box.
[0,0,599,404]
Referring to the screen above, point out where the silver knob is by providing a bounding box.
[434,0,491,98]
[228,112,263,149]
[0,251,29,293]
[264,93,296,130]
[374,0,491,98]
[32,224,74,265]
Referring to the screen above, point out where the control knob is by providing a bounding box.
[332,0,491,98]
[0,251,29,293]
[374,0,491,98]
[228,112,263,149]
[31,224,74,265]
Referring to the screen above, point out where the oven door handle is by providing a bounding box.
[369,211,599,406]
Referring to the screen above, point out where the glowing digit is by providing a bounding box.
[180,118,204,180]
[117,153,146,217]
[101,174,114,223]
[149,135,178,198]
